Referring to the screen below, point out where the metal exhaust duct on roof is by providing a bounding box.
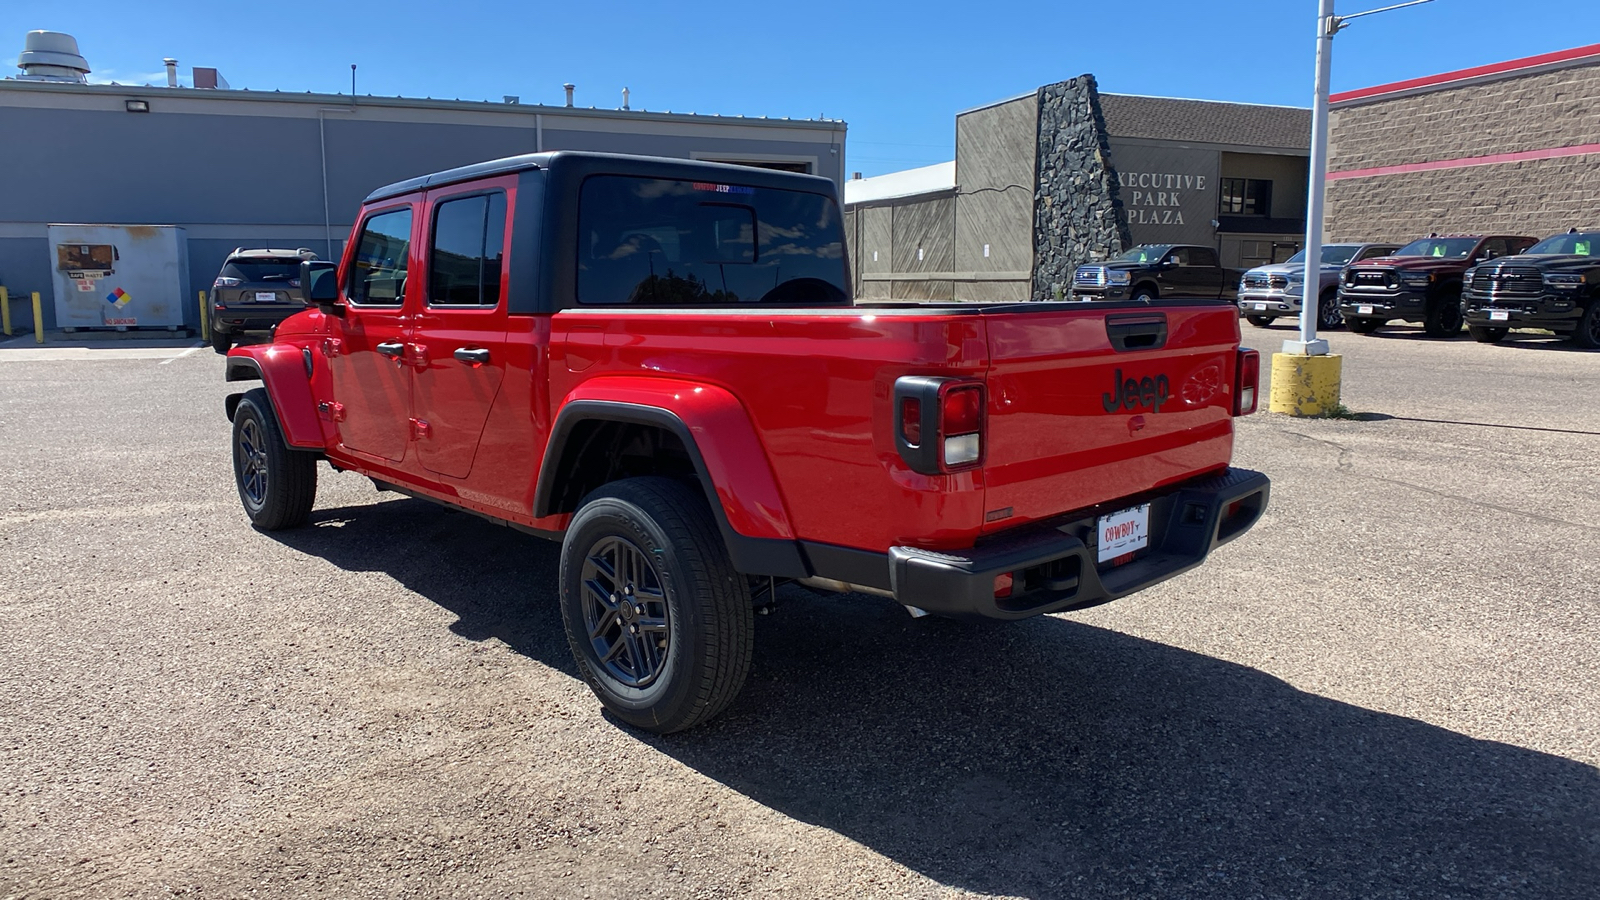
[163,58,177,87]
[14,30,90,83]
[563,83,574,107]
[622,87,629,110]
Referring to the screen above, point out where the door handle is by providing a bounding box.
[453,347,491,366]
[376,341,405,360]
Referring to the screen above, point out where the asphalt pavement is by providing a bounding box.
[1,324,1595,899]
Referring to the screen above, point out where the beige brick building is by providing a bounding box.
[1326,44,1600,243]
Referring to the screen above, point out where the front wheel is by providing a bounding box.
[1424,296,1464,338]
[1347,316,1383,335]
[231,388,317,530]
[1468,325,1508,344]
[1245,315,1276,328]
[1571,302,1600,349]
[1131,287,1158,303]
[559,477,754,734]
[1316,289,1344,330]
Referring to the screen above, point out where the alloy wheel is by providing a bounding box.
[580,535,670,688]
[236,418,269,509]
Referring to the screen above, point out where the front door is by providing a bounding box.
[409,183,513,480]
[327,203,417,462]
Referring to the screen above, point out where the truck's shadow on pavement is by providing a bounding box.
[277,498,1600,900]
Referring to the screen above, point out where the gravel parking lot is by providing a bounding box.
[2,326,1596,899]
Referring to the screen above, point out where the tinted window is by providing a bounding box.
[348,208,413,306]
[1525,233,1600,256]
[1114,245,1169,264]
[1356,245,1395,261]
[577,176,848,305]
[1393,237,1478,259]
[223,259,301,282]
[429,192,506,306]
[1190,247,1219,267]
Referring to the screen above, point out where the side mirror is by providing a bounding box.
[300,260,342,315]
[1161,258,1179,269]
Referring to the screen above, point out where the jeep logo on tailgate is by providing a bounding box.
[1103,368,1171,413]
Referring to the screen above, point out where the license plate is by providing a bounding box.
[1097,504,1150,563]
[1253,303,1268,311]
[1358,305,1374,315]
[254,291,279,303]
[1489,310,1510,321]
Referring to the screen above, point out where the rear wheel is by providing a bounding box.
[559,477,754,734]
[1316,289,1344,330]
[1571,302,1600,349]
[209,326,231,354]
[1424,294,1464,338]
[1468,325,1508,344]
[1245,315,1276,328]
[231,388,317,530]
[1347,317,1383,335]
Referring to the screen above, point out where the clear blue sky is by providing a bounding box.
[6,1,1593,177]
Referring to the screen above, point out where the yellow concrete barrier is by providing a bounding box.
[1,286,10,336]
[198,290,210,341]
[1269,352,1342,416]
[31,291,43,344]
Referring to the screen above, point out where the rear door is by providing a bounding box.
[327,203,418,462]
[408,179,514,480]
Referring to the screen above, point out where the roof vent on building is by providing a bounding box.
[564,83,575,107]
[14,30,90,83]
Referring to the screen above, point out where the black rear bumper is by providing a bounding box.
[880,468,1269,621]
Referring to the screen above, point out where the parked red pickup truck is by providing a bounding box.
[223,152,1269,732]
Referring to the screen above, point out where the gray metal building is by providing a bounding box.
[1,36,845,331]
[844,76,1309,302]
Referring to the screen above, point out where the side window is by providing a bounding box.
[347,207,414,306]
[1480,238,1509,260]
[428,192,507,307]
[1357,246,1392,261]
[1510,237,1536,255]
[1191,247,1219,268]
[1166,248,1191,267]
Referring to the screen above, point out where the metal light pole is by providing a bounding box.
[1285,0,1433,357]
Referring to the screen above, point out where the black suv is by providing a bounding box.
[1462,230,1600,348]
[208,248,318,352]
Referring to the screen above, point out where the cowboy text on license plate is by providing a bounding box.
[1097,504,1150,563]
[255,291,278,303]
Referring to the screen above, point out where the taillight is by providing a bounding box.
[900,397,922,446]
[1234,348,1261,416]
[893,376,985,474]
[214,276,243,288]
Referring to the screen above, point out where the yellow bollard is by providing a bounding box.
[198,290,210,341]
[1269,352,1342,416]
[1,286,10,336]
[31,291,43,344]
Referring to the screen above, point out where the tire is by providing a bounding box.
[1468,325,1508,344]
[209,326,232,354]
[559,477,754,734]
[231,388,317,530]
[1571,301,1600,349]
[1423,294,1464,338]
[1316,289,1344,330]
[1347,316,1383,335]
[1245,315,1276,328]
[1132,286,1158,303]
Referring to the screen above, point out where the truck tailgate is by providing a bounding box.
[981,304,1241,532]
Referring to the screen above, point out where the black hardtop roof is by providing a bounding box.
[364,151,838,205]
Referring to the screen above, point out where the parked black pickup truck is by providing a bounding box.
[1461,230,1600,347]
[1073,245,1243,302]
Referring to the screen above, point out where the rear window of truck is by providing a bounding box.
[577,176,848,306]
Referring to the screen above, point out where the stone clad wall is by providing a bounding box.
[1326,62,1600,241]
[1032,76,1131,300]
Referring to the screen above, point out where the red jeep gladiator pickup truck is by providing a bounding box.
[223,152,1269,732]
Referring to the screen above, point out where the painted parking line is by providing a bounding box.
[159,344,206,365]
